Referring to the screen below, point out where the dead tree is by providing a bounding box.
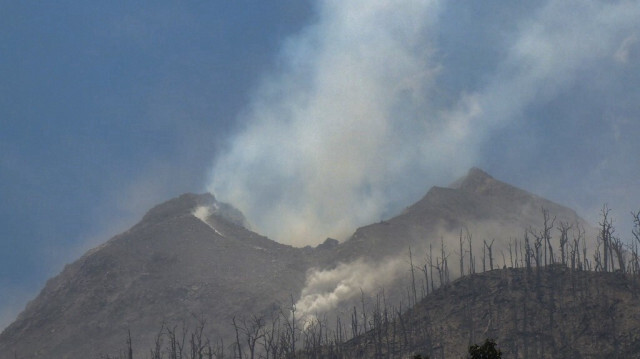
[570,235,579,271]
[600,209,626,274]
[482,241,486,273]
[542,208,557,266]
[396,301,409,350]
[235,315,265,359]
[524,232,533,273]
[419,262,430,296]
[633,210,640,244]
[151,322,165,359]
[166,323,187,359]
[260,314,279,359]
[302,316,325,359]
[333,316,344,359]
[459,229,465,277]
[189,318,208,359]
[599,205,615,272]
[232,317,243,359]
[281,295,298,358]
[509,239,515,268]
[631,210,640,277]
[351,306,359,339]
[557,221,573,266]
[126,329,133,359]
[370,294,384,359]
[441,238,450,284]
[467,229,475,275]
[528,228,542,271]
[429,244,435,291]
[594,241,603,272]
[582,228,590,271]
[484,239,495,271]
[409,246,418,306]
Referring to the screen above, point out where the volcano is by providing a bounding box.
[0,169,595,358]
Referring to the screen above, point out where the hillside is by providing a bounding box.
[0,169,605,358]
[0,194,312,358]
[334,168,591,263]
[340,266,640,359]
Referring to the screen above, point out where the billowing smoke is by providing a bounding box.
[295,257,405,320]
[192,205,212,224]
[208,0,640,246]
[208,0,476,246]
[441,0,640,233]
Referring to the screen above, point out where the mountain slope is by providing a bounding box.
[0,193,311,358]
[0,169,599,358]
[341,266,640,358]
[292,168,596,331]
[334,168,591,264]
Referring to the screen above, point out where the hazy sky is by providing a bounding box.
[2,0,639,329]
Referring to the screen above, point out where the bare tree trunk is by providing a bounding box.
[429,244,435,291]
[420,263,429,296]
[127,329,133,359]
[558,221,572,267]
[524,232,532,273]
[600,205,613,272]
[509,239,514,268]
[484,239,495,271]
[459,229,465,277]
[441,238,449,285]
[361,290,369,335]
[467,229,474,275]
[232,317,243,359]
[482,242,486,273]
[396,304,408,350]
[409,246,418,306]
[351,306,359,339]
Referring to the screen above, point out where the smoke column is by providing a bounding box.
[208,0,640,246]
[208,0,480,246]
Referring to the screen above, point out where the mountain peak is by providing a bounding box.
[141,193,216,223]
[449,167,496,193]
[138,192,249,228]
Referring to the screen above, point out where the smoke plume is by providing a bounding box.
[208,0,477,246]
[209,0,640,246]
[295,258,405,320]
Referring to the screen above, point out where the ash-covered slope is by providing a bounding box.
[343,266,640,358]
[289,169,596,333]
[0,168,597,358]
[334,168,591,264]
[0,193,311,358]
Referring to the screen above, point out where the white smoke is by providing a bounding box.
[192,205,212,223]
[295,257,405,320]
[439,0,640,233]
[208,0,640,246]
[208,0,478,246]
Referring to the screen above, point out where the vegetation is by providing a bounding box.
[468,339,501,359]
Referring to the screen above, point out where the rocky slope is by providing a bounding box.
[342,266,640,359]
[334,168,591,264]
[0,169,599,358]
[0,193,312,358]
